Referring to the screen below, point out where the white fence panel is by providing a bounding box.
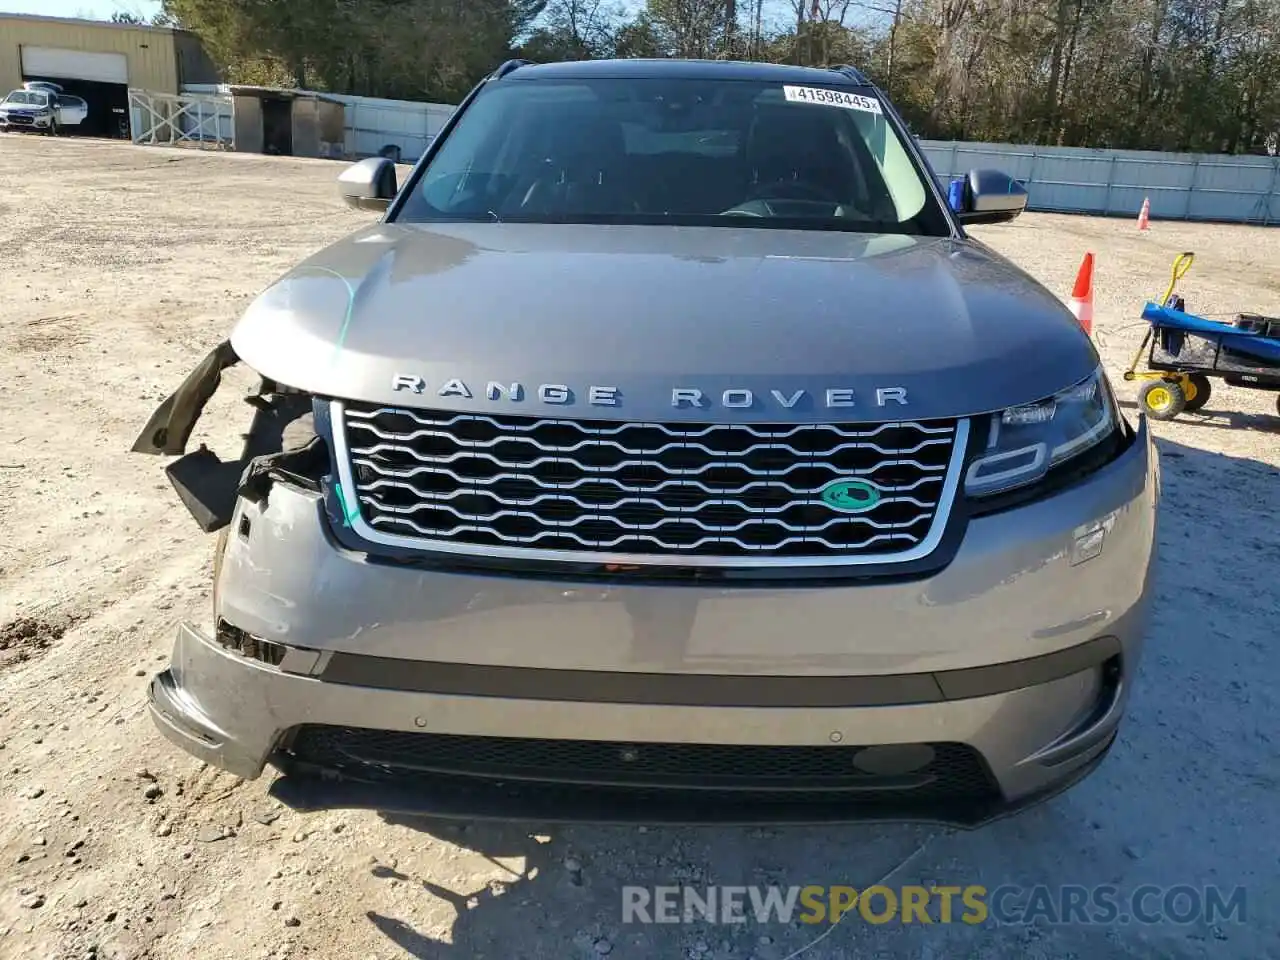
[129,89,233,149]
[329,93,457,161]
[175,83,234,142]
[920,140,1280,225]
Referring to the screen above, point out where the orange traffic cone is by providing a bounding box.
[1137,197,1150,231]
[1069,252,1094,336]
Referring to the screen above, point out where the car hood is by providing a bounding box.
[230,222,1099,423]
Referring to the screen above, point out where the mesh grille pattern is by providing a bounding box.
[339,403,960,562]
[287,726,999,799]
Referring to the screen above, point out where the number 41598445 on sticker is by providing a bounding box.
[782,85,883,115]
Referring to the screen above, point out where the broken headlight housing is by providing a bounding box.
[964,366,1122,505]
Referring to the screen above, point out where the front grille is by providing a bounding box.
[336,402,961,564]
[285,726,999,800]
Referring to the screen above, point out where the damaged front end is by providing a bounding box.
[132,340,329,534]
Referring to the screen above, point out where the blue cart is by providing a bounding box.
[1124,252,1280,420]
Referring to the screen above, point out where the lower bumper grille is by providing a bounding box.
[284,726,999,801]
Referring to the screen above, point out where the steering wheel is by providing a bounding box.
[745,179,840,204]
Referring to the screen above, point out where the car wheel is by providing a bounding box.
[1275,393,1280,417]
[1182,374,1212,412]
[1139,379,1186,421]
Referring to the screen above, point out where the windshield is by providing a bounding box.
[4,91,49,107]
[395,77,950,235]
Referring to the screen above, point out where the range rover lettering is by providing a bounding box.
[134,58,1159,826]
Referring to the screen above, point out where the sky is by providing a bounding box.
[1,0,161,20]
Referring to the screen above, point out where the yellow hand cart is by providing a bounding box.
[1123,252,1280,420]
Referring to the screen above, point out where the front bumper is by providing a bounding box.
[148,415,1159,825]
[0,114,52,129]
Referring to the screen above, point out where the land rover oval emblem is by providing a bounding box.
[819,479,881,513]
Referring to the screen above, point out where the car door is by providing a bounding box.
[55,95,88,126]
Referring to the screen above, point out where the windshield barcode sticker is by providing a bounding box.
[782,85,883,114]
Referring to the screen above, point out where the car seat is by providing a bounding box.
[745,108,849,203]
[520,114,636,216]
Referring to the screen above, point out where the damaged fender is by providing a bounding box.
[133,340,327,533]
[132,339,242,457]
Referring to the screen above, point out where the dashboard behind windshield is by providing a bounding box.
[394,77,951,235]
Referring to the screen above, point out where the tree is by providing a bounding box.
[161,0,547,100]
[645,0,729,57]
[158,0,1280,152]
[520,0,628,60]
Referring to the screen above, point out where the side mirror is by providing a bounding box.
[338,156,397,212]
[949,169,1028,226]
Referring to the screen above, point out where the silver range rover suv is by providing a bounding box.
[135,58,1159,827]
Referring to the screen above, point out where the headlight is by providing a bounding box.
[964,366,1120,498]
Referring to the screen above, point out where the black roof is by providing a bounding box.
[497,58,873,87]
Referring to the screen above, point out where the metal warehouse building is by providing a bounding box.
[0,13,217,138]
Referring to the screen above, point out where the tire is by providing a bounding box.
[1275,393,1280,417]
[1139,379,1187,421]
[1183,374,1212,412]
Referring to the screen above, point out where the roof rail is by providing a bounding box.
[829,64,871,85]
[491,59,532,80]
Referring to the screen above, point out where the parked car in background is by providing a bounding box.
[0,84,88,135]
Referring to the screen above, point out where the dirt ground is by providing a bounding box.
[1,135,1277,960]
